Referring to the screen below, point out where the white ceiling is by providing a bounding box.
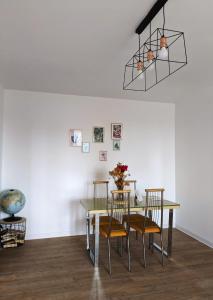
[0,0,212,102]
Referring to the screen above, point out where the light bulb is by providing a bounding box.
[147,50,155,71]
[137,60,144,80]
[159,36,168,59]
[147,60,155,71]
[138,69,144,80]
[159,47,168,59]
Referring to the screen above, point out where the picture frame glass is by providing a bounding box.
[82,142,90,153]
[112,123,122,140]
[70,129,82,147]
[113,140,120,151]
[93,127,104,143]
[99,151,107,161]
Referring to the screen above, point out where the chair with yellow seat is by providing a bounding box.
[129,188,165,267]
[123,180,145,237]
[87,180,112,251]
[91,180,113,227]
[100,190,131,275]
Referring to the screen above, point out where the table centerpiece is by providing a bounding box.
[109,162,130,190]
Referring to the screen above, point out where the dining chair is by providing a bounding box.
[129,188,165,268]
[125,179,137,199]
[93,180,109,200]
[123,180,145,239]
[91,180,114,227]
[100,190,131,275]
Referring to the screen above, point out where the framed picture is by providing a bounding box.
[99,151,107,161]
[70,129,82,147]
[93,127,104,143]
[82,142,90,153]
[113,140,120,151]
[111,123,122,140]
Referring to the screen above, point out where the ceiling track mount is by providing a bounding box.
[135,0,168,35]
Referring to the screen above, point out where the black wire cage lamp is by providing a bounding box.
[123,0,187,92]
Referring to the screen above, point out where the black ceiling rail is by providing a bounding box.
[135,0,168,35]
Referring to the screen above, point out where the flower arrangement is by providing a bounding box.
[109,162,130,190]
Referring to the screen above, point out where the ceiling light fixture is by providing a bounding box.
[136,35,144,80]
[147,22,155,71]
[123,0,187,92]
[158,6,168,59]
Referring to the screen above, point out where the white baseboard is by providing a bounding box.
[26,230,85,240]
[176,224,213,249]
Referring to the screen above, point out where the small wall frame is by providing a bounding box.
[82,142,90,153]
[70,129,82,147]
[99,151,107,161]
[113,140,120,151]
[111,123,123,140]
[93,127,104,143]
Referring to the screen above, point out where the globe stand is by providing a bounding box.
[3,214,22,222]
[0,217,26,248]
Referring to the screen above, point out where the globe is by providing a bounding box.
[0,189,26,221]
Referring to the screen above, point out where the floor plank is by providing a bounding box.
[0,229,213,300]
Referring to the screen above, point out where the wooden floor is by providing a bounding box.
[0,229,213,300]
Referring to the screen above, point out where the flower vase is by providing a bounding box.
[115,179,125,191]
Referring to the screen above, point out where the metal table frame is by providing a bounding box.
[81,198,180,267]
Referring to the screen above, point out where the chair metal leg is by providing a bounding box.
[116,237,119,254]
[120,237,123,257]
[149,233,154,253]
[142,234,146,268]
[125,225,130,252]
[92,223,95,250]
[86,214,90,250]
[127,235,131,272]
[160,232,164,266]
[107,237,112,276]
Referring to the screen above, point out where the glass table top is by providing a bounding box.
[80,197,180,214]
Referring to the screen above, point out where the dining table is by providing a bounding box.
[80,197,180,267]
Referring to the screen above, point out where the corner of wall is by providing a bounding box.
[0,84,4,190]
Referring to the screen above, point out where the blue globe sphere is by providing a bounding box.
[0,189,26,216]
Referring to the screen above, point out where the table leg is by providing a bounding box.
[94,213,100,267]
[152,209,174,258]
[167,209,173,257]
[148,210,154,250]
[86,212,90,250]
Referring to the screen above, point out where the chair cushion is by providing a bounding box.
[123,213,145,223]
[100,223,127,238]
[91,216,119,226]
[130,217,161,234]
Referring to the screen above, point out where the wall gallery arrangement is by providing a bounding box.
[69,123,123,161]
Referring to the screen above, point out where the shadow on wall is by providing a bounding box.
[69,198,85,236]
[85,168,113,199]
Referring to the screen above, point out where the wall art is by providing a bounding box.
[99,151,107,161]
[70,129,82,147]
[93,127,104,143]
[111,123,122,140]
[82,142,90,153]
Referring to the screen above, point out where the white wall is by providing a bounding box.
[176,92,213,247]
[0,85,4,189]
[2,90,175,239]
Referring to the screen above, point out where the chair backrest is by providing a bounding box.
[125,180,137,199]
[109,190,131,227]
[144,188,164,229]
[93,180,109,200]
